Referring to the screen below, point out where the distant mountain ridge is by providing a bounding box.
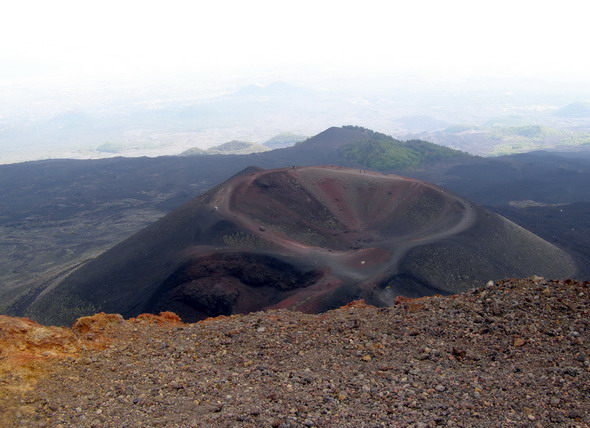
[293,126,468,170]
[181,134,308,156]
[181,140,270,156]
[177,126,469,167]
[555,101,590,118]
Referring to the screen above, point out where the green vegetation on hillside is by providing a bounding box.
[490,133,590,156]
[339,127,467,170]
[487,125,590,156]
[208,140,269,155]
[491,125,556,139]
[181,140,270,156]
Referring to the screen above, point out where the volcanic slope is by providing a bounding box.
[26,166,577,325]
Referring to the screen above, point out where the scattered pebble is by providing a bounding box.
[6,278,589,427]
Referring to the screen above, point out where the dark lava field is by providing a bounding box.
[1,127,589,324]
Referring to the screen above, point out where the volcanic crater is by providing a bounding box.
[26,166,577,325]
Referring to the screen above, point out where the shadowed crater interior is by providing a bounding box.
[146,252,322,322]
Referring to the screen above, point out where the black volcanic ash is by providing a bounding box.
[26,166,576,325]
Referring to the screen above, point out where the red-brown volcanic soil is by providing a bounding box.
[212,167,475,312]
[26,167,577,325]
[2,278,589,427]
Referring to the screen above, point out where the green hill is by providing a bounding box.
[491,125,556,139]
[208,140,269,155]
[181,141,270,156]
[338,126,468,170]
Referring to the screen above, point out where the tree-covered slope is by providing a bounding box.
[338,126,468,170]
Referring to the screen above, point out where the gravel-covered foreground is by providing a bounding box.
[10,278,590,427]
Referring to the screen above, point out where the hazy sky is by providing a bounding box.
[2,0,589,86]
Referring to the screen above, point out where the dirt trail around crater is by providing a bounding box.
[214,166,477,291]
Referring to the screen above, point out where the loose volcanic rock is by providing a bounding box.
[2,278,588,427]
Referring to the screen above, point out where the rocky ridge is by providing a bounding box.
[1,277,589,427]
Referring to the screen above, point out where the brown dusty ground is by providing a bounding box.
[1,278,589,427]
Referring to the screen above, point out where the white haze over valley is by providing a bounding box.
[1,0,589,164]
